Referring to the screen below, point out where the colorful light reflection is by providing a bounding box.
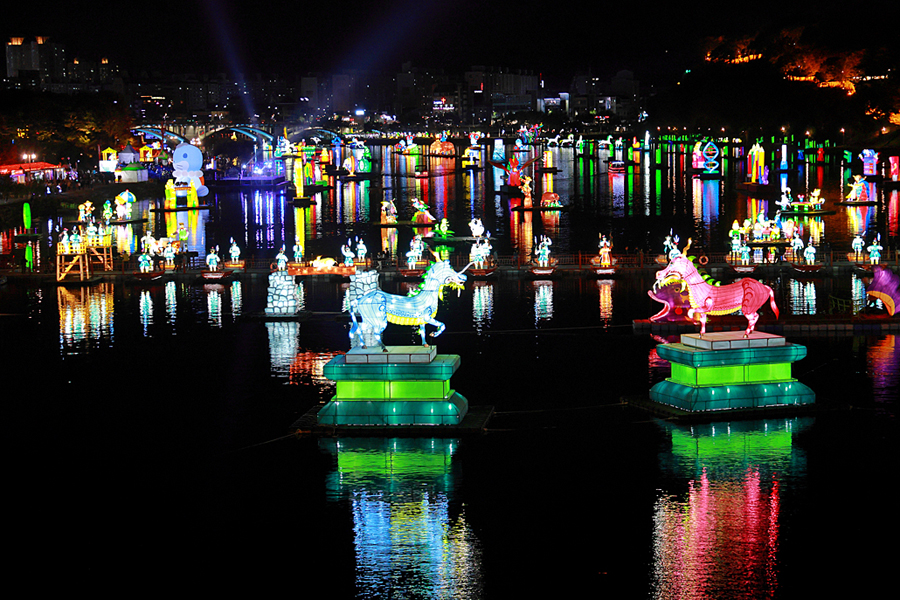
[322,438,482,599]
[652,419,808,599]
[58,283,114,352]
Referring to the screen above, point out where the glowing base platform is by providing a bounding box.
[318,346,468,426]
[650,332,815,412]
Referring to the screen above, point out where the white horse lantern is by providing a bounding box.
[348,261,469,350]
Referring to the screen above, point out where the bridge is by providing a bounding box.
[133,122,346,147]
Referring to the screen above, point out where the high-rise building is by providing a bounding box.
[6,36,66,83]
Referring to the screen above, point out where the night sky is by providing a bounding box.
[4,0,897,85]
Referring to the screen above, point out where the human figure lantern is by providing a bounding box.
[740,241,751,265]
[470,238,492,269]
[868,235,883,265]
[534,235,552,267]
[846,175,866,201]
[598,235,612,267]
[729,221,742,256]
[163,244,175,267]
[206,247,220,271]
[229,239,241,264]
[341,241,355,266]
[347,260,470,351]
[78,201,93,223]
[355,238,367,263]
[275,247,288,271]
[139,252,153,273]
[115,190,134,220]
[293,237,304,263]
[852,235,865,259]
[803,239,816,265]
[406,235,425,269]
[654,255,779,337]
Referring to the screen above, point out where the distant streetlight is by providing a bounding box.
[22,153,36,162]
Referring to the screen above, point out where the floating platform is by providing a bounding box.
[150,205,213,212]
[510,204,569,212]
[649,332,815,413]
[634,314,900,336]
[287,264,356,277]
[316,346,470,427]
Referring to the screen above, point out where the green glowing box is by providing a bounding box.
[318,346,469,426]
[650,332,815,412]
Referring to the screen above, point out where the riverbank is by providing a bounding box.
[0,181,166,228]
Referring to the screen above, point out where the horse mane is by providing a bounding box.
[687,255,721,287]
[407,261,439,297]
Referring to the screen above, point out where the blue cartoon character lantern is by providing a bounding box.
[172,142,208,197]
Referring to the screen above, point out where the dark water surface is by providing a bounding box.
[2,272,897,596]
[3,145,898,594]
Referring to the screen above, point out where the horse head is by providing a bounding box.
[654,255,693,293]
[428,260,468,296]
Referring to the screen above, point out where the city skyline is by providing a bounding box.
[6,0,892,85]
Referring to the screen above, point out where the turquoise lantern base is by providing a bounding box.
[318,346,469,426]
[650,332,815,412]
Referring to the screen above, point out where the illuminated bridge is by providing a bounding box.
[132,123,346,146]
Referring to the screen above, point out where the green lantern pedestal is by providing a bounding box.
[318,346,468,426]
[650,332,815,412]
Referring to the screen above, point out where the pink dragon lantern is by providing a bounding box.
[654,255,779,336]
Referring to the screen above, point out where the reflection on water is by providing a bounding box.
[652,418,809,599]
[266,321,299,376]
[205,284,224,327]
[287,349,341,391]
[322,438,482,600]
[533,280,554,323]
[787,279,817,315]
[851,273,868,313]
[597,279,614,323]
[230,280,243,316]
[165,280,177,324]
[140,289,152,334]
[58,282,114,352]
[867,335,899,409]
[471,282,494,334]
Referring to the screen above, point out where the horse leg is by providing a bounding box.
[744,312,760,337]
[688,308,707,336]
[424,316,445,341]
[375,298,389,351]
[349,301,365,349]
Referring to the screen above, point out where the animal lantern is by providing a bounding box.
[654,255,779,336]
[347,260,469,351]
[171,143,208,197]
